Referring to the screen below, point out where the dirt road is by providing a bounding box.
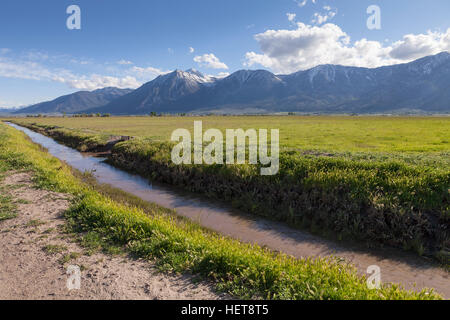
[0,172,226,300]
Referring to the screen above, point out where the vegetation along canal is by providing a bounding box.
[6,122,449,297]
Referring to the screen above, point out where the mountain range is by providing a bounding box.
[0,107,20,114]
[15,87,132,114]
[15,52,450,115]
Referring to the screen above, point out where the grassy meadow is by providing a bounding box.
[5,116,450,262]
[8,116,450,153]
[0,121,442,300]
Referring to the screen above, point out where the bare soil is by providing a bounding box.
[0,172,227,300]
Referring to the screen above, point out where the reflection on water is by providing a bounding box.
[6,122,449,297]
[6,122,268,238]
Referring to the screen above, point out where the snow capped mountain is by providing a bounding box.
[88,69,219,114]
[150,70,203,98]
[21,52,450,115]
[224,69,282,84]
[150,69,215,92]
[160,69,214,84]
[404,51,450,75]
[89,52,450,114]
[183,68,215,83]
[307,65,338,83]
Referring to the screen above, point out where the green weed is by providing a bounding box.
[43,244,67,255]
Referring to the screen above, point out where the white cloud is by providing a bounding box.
[0,58,63,82]
[209,72,230,78]
[0,59,141,90]
[68,58,91,65]
[69,64,171,90]
[0,54,167,91]
[244,22,450,74]
[390,31,450,60]
[311,7,337,25]
[22,50,49,61]
[189,47,195,54]
[296,0,307,7]
[66,75,140,90]
[130,66,170,78]
[117,59,133,65]
[287,13,296,22]
[295,0,316,7]
[312,11,336,25]
[0,48,11,55]
[194,53,229,69]
[0,99,22,109]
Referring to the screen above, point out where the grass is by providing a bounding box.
[0,121,443,299]
[26,219,46,228]
[59,252,81,264]
[43,244,68,255]
[0,176,17,221]
[0,194,17,221]
[16,198,32,204]
[42,227,56,234]
[6,117,450,261]
[6,116,450,153]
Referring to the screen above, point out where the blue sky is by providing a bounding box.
[0,0,449,107]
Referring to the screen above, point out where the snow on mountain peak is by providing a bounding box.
[308,65,337,84]
[176,69,214,83]
[227,69,282,84]
[185,68,203,77]
[407,51,450,74]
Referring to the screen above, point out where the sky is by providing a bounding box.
[0,0,449,108]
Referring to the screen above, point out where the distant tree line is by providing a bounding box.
[23,112,304,118]
[71,113,111,118]
[149,111,187,117]
[26,113,111,118]
[26,114,47,118]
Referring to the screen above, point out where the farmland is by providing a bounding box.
[1,121,443,299]
[10,116,450,153]
[5,116,450,263]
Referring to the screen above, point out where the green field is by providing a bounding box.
[9,116,450,153]
[5,116,450,262]
[0,121,441,300]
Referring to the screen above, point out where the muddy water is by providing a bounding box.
[7,122,449,298]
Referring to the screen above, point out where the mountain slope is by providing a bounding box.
[16,87,133,114]
[0,108,20,114]
[28,52,450,115]
[89,69,216,115]
[91,52,450,114]
[271,52,450,113]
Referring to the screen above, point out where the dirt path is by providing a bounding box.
[0,172,227,300]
